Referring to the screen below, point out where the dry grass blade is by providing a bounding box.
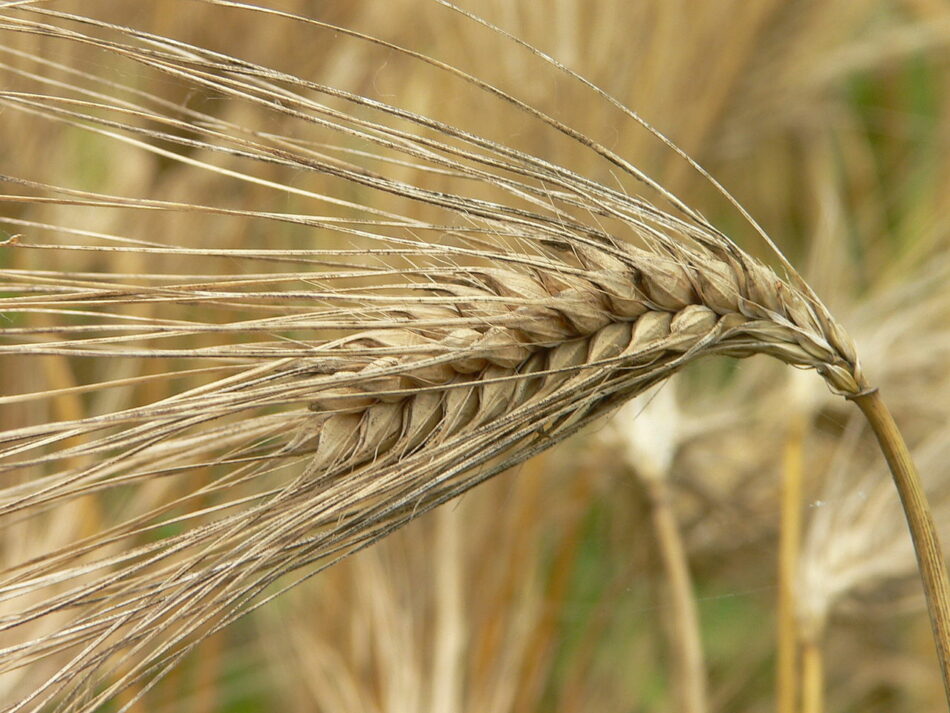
[0,2,943,711]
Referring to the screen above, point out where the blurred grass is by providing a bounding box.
[1,0,948,711]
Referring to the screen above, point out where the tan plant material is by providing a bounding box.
[0,2,940,711]
[606,382,709,713]
[776,369,816,713]
[258,451,607,713]
[797,429,950,710]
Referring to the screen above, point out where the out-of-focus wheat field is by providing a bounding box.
[1,1,949,711]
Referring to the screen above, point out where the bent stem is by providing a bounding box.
[853,389,950,703]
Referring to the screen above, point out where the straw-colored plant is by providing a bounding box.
[0,2,947,711]
[605,382,708,713]
[797,429,950,713]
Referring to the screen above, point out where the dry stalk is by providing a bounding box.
[800,638,824,713]
[0,1,945,710]
[776,369,817,713]
[777,409,805,713]
[798,426,950,710]
[851,393,950,692]
[642,476,707,713]
[608,383,708,713]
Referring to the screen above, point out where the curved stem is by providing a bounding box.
[853,389,950,703]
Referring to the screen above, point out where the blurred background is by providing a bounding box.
[1,1,949,711]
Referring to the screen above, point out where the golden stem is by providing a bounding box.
[800,636,824,713]
[854,389,950,703]
[777,414,805,713]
